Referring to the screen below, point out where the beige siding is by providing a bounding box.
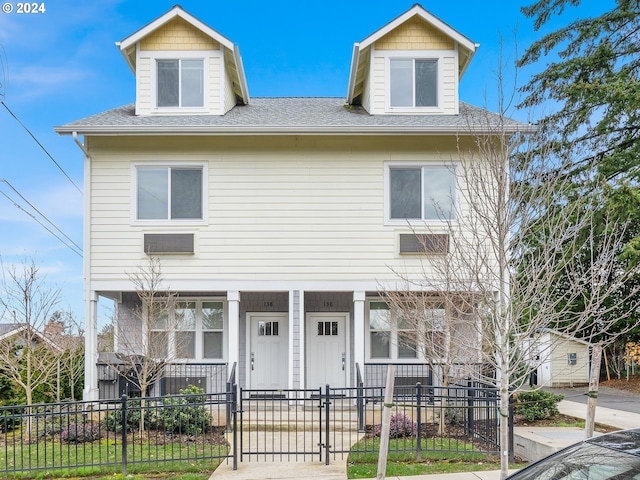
[375,16,454,51]
[87,135,478,285]
[222,58,236,113]
[136,57,151,115]
[551,338,589,387]
[442,56,457,114]
[210,56,223,114]
[371,56,385,113]
[140,17,219,51]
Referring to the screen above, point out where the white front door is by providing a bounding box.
[306,313,348,389]
[248,313,288,389]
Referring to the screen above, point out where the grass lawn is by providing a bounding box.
[0,437,228,479]
[347,437,526,479]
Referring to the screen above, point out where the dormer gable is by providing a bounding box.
[116,5,249,116]
[346,4,477,115]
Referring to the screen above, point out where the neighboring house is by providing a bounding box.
[522,329,592,388]
[0,322,65,353]
[55,5,528,401]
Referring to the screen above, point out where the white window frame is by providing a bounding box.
[149,298,227,362]
[385,51,447,113]
[148,51,215,113]
[366,300,423,363]
[131,162,208,226]
[384,161,458,225]
[365,300,447,363]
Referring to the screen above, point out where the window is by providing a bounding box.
[389,165,456,221]
[136,166,203,221]
[149,299,225,360]
[390,59,437,108]
[157,59,204,108]
[367,301,446,361]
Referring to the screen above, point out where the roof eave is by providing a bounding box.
[55,124,536,136]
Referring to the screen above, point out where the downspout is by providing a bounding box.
[72,131,99,402]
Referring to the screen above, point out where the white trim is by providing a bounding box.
[383,160,459,226]
[288,291,295,390]
[365,299,426,364]
[383,51,450,114]
[146,50,217,114]
[130,162,209,227]
[357,5,476,53]
[117,5,234,52]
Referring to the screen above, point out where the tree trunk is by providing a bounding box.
[499,370,510,479]
[377,365,396,480]
[585,343,602,438]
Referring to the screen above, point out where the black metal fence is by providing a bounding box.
[0,391,231,478]
[0,374,509,477]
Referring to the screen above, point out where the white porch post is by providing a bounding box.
[227,291,240,376]
[354,291,366,380]
[83,292,99,401]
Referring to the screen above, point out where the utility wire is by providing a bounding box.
[1,100,83,195]
[1,179,82,254]
[0,189,82,258]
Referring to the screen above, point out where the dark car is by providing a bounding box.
[507,428,640,479]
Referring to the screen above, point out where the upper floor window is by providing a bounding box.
[136,165,204,221]
[157,59,204,108]
[390,58,437,108]
[388,165,456,222]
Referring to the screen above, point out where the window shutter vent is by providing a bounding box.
[144,233,194,254]
[399,233,449,254]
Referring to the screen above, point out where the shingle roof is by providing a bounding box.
[55,97,532,136]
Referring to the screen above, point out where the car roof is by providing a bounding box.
[587,428,640,457]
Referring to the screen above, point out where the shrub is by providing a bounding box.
[103,400,153,433]
[156,385,211,436]
[513,389,564,421]
[0,407,22,433]
[61,422,101,443]
[372,413,417,438]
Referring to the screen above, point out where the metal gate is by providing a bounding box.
[238,387,327,462]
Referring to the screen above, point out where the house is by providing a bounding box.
[55,5,528,401]
[522,329,592,388]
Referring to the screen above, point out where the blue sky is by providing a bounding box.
[0,0,612,329]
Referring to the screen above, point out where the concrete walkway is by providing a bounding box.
[209,398,640,480]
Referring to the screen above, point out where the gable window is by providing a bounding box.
[150,299,225,360]
[390,59,437,108]
[388,165,456,221]
[157,59,204,108]
[136,166,203,221]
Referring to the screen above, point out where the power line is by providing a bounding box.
[0,188,82,257]
[1,179,82,254]
[1,100,83,195]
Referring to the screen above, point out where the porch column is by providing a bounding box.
[227,291,240,376]
[83,292,99,401]
[289,290,304,389]
[354,291,366,380]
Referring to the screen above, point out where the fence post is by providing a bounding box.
[232,384,238,471]
[357,379,365,433]
[467,378,475,437]
[324,385,331,465]
[508,388,514,463]
[416,382,422,462]
[120,394,128,475]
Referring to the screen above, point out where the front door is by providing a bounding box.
[249,313,288,389]
[306,313,348,388]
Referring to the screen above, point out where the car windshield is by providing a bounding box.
[511,442,640,480]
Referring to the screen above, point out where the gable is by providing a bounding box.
[374,16,454,51]
[139,17,221,51]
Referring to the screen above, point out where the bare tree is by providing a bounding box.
[0,259,63,407]
[46,311,85,402]
[385,107,640,477]
[101,256,185,430]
